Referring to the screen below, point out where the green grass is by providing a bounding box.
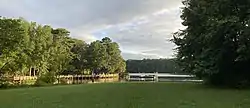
[0,82,250,108]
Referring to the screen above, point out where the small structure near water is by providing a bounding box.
[128,72,202,82]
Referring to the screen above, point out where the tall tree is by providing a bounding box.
[0,17,29,76]
[173,0,250,87]
[0,17,125,86]
[126,59,181,73]
[86,40,107,74]
[86,37,126,74]
[67,39,88,74]
[101,37,124,73]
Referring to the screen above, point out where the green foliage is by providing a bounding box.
[0,17,28,75]
[59,78,68,85]
[126,59,182,73]
[35,72,56,86]
[0,17,125,87]
[0,77,13,88]
[21,79,36,85]
[34,79,51,86]
[86,37,126,74]
[35,72,57,86]
[86,40,107,72]
[68,39,88,74]
[173,0,250,87]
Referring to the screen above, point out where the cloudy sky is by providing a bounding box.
[0,0,184,60]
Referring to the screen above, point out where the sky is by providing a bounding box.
[0,0,184,60]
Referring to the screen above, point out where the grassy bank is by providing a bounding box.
[0,82,249,108]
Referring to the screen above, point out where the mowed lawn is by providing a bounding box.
[0,83,250,108]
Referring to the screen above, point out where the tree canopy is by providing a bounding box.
[126,59,182,74]
[86,38,125,74]
[173,0,250,87]
[0,17,125,84]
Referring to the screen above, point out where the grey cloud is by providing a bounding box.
[102,7,182,59]
[0,0,182,28]
[0,0,183,59]
[122,52,164,60]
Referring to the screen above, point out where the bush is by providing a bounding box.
[59,78,68,85]
[0,82,11,88]
[34,78,50,86]
[119,72,128,80]
[34,73,56,86]
[0,77,14,88]
[43,73,56,84]
[22,79,36,85]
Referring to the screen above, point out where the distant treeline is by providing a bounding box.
[126,59,183,74]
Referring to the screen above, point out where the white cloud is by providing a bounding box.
[0,0,184,59]
[92,6,183,59]
[153,9,170,16]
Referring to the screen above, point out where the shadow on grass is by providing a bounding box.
[2,81,250,91]
[0,83,75,90]
[191,82,250,91]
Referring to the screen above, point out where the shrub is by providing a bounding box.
[59,78,68,85]
[0,81,11,88]
[0,76,14,88]
[43,73,56,84]
[34,78,50,86]
[34,73,56,86]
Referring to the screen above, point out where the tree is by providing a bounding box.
[67,39,88,74]
[101,37,124,73]
[0,17,125,86]
[0,17,29,76]
[126,59,181,73]
[85,37,125,74]
[173,0,250,87]
[86,40,107,74]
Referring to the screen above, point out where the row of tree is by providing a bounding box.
[126,59,182,74]
[173,0,250,87]
[0,17,125,84]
